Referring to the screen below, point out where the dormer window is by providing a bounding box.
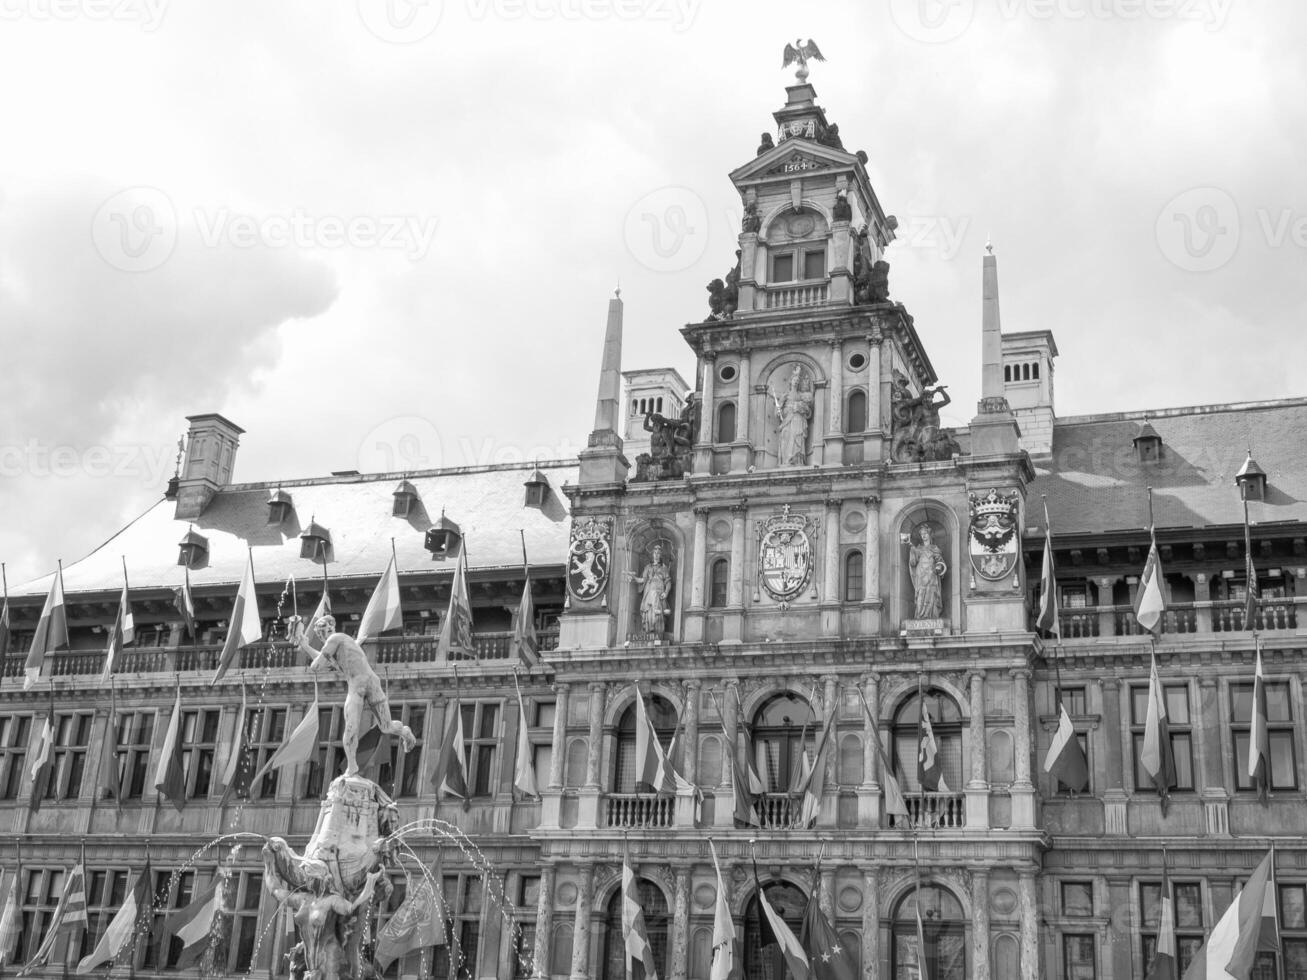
[267,488,293,525]
[393,480,419,517]
[178,528,208,568]
[300,521,332,563]
[523,468,550,508]
[1132,420,1162,463]
[771,247,826,283]
[424,511,462,560]
[1235,453,1268,502]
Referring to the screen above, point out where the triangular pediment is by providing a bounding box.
[729,139,859,185]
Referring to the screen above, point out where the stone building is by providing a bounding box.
[2,73,1304,980]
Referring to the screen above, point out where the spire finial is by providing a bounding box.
[985,239,994,255]
[782,38,826,84]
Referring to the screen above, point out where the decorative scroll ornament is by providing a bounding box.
[967,488,1021,582]
[756,505,816,603]
[567,517,612,601]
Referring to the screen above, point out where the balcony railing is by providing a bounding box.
[605,793,674,829]
[373,629,559,664]
[1211,599,1297,632]
[1042,601,1299,639]
[763,282,828,310]
[756,793,798,829]
[887,792,967,831]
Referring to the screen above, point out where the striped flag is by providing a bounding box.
[1249,643,1270,806]
[512,683,538,799]
[1141,652,1177,812]
[1135,534,1166,635]
[217,685,252,806]
[24,568,68,691]
[436,553,473,661]
[633,686,674,795]
[174,567,196,639]
[0,867,19,966]
[77,857,152,974]
[1181,851,1278,979]
[358,553,403,644]
[754,865,809,980]
[513,577,539,668]
[23,856,88,972]
[707,840,740,980]
[796,708,837,829]
[213,554,262,685]
[302,586,332,660]
[722,707,758,827]
[1147,865,1177,980]
[1043,703,1089,793]
[917,703,949,794]
[250,691,320,786]
[100,577,135,682]
[622,841,660,980]
[432,694,469,800]
[165,877,223,970]
[155,687,188,812]
[28,700,55,814]
[1035,518,1059,637]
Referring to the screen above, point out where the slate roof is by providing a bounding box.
[13,460,576,597]
[1029,398,1307,536]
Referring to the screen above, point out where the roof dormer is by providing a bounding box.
[267,488,293,526]
[1236,452,1268,502]
[1133,420,1163,463]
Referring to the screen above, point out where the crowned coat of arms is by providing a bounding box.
[567,516,612,602]
[967,488,1021,582]
[756,505,816,603]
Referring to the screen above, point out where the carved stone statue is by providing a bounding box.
[633,400,695,483]
[853,248,890,304]
[742,202,762,233]
[908,523,947,619]
[704,251,741,321]
[290,615,418,775]
[626,542,674,634]
[832,190,852,222]
[756,134,774,157]
[771,365,815,466]
[890,371,961,463]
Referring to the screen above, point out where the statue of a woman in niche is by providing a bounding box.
[771,365,814,465]
[908,523,947,619]
[626,542,674,634]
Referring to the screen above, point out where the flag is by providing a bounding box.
[513,578,539,667]
[796,709,837,828]
[1135,535,1166,635]
[100,684,123,812]
[721,706,758,827]
[155,686,187,812]
[250,692,320,787]
[915,897,931,980]
[24,569,68,690]
[355,724,392,782]
[1182,851,1277,980]
[217,686,252,806]
[100,579,135,682]
[755,867,809,980]
[1141,652,1177,811]
[1244,529,1259,630]
[633,686,674,795]
[24,857,88,972]
[432,695,468,800]
[707,841,740,980]
[77,857,151,974]
[28,700,55,814]
[358,553,403,644]
[1148,865,1177,980]
[883,768,910,818]
[917,702,948,794]
[302,587,332,659]
[1036,523,1059,637]
[622,842,660,980]
[436,554,473,661]
[165,878,223,970]
[1043,703,1089,793]
[174,567,196,639]
[375,869,447,971]
[800,872,856,980]
[213,554,262,684]
[513,684,538,799]
[0,593,10,661]
[741,720,767,796]
[60,853,88,941]
[0,868,19,966]
[1249,643,1270,806]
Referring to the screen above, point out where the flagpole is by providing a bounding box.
[1243,482,1259,630]
[1042,497,1067,712]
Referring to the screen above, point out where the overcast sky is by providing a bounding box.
[1,0,1303,587]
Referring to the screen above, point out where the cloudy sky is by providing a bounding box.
[1,0,1303,586]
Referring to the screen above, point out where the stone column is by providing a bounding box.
[863,496,881,601]
[695,353,716,473]
[1198,675,1231,835]
[737,355,752,442]
[966,670,990,829]
[724,502,747,643]
[578,682,605,829]
[549,683,570,790]
[498,871,522,978]
[670,866,692,980]
[972,869,991,980]
[865,333,885,462]
[689,507,709,611]
[1011,668,1036,828]
[1107,875,1134,980]
[1018,872,1039,980]
[683,680,701,785]
[826,338,844,438]
[858,672,881,827]
[570,865,595,980]
[533,865,556,980]
[862,868,880,979]
[822,675,840,788]
[822,497,842,638]
[715,681,740,828]
[1097,576,1118,636]
[1099,676,1128,835]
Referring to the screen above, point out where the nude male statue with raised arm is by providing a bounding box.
[288,615,418,776]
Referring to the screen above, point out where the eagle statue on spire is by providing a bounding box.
[782,38,825,82]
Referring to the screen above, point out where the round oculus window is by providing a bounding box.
[718,363,738,383]
[847,351,868,371]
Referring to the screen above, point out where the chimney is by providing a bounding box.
[970,245,1021,456]
[174,413,244,520]
[577,291,630,485]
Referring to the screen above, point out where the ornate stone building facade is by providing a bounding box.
[2,74,1305,980]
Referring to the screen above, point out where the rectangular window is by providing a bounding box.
[1231,681,1297,791]
[45,713,92,801]
[802,249,826,280]
[1055,687,1088,716]
[1130,684,1195,791]
[461,702,501,799]
[220,872,264,975]
[143,868,197,969]
[18,867,65,963]
[117,710,156,799]
[1061,881,1093,917]
[1063,933,1096,979]
[0,715,31,800]
[771,253,794,283]
[305,706,345,799]
[180,709,221,800]
[1141,880,1204,975]
[376,704,426,799]
[244,706,289,799]
[82,868,130,962]
[843,552,864,603]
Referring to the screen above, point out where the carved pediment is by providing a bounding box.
[765,151,829,176]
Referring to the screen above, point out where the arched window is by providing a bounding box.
[1032,363,1040,380]
[657,397,663,412]
[602,881,669,979]
[1004,364,1011,382]
[892,885,967,979]
[1022,363,1031,381]
[717,402,736,443]
[709,558,729,608]
[844,550,864,602]
[753,693,817,795]
[745,882,807,978]
[891,691,963,793]
[615,696,677,793]
[845,389,867,434]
